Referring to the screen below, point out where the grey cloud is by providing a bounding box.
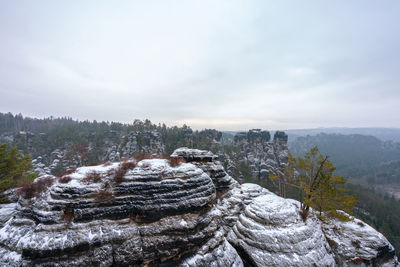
[0,0,399,130]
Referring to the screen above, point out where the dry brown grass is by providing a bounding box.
[168,157,186,167]
[83,171,102,183]
[326,237,338,249]
[17,176,54,199]
[134,153,151,162]
[55,168,77,178]
[349,257,364,264]
[61,206,74,224]
[87,161,103,166]
[120,157,131,162]
[113,167,127,184]
[121,161,136,171]
[357,221,365,227]
[93,190,114,202]
[58,176,72,183]
[299,208,309,222]
[113,160,136,184]
[352,239,361,249]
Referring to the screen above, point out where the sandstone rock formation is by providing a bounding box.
[227,193,336,266]
[0,148,397,266]
[171,147,238,193]
[228,129,289,180]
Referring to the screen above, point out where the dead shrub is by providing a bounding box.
[357,221,365,227]
[83,171,102,183]
[55,168,76,177]
[134,153,151,162]
[63,168,77,175]
[62,204,74,224]
[114,167,127,184]
[17,182,36,199]
[216,191,225,200]
[299,208,309,222]
[62,212,74,224]
[352,239,361,249]
[349,257,364,264]
[153,155,168,159]
[121,161,136,171]
[168,157,186,167]
[112,160,136,184]
[17,176,54,199]
[87,161,103,166]
[36,176,54,191]
[59,176,72,183]
[93,190,114,202]
[106,168,115,176]
[326,237,338,249]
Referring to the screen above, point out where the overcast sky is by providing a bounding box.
[0,1,399,130]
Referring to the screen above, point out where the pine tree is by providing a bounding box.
[0,144,37,202]
[275,146,357,221]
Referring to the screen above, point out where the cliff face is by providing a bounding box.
[29,129,288,182]
[0,148,397,266]
[32,130,167,177]
[227,129,289,181]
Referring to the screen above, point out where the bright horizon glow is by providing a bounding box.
[1,1,399,131]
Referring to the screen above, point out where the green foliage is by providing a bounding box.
[285,146,357,220]
[0,144,37,202]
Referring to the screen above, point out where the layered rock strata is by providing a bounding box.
[227,193,336,266]
[322,216,398,266]
[171,147,238,193]
[0,159,220,266]
[230,129,289,180]
[0,148,398,266]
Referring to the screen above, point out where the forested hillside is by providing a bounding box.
[285,128,400,142]
[0,112,222,164]
[289,133,400,185]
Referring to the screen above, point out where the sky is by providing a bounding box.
[0,1,399,130]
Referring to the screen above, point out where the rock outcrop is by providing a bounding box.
[322,215,398,266]
[171,147,238,193]
[227,194,336,266]
[0,148,397,266]
[229,129,289,180]
[119,130,165,158]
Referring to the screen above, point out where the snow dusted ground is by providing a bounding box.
[322,214,397,266]
[0,203,17,226]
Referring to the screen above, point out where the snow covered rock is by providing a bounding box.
[0,159,219,266]
[0,203,17,228]
[227,192,336,266]
[171,147,238,193]
[0,148,398,266]
[322,215,398,266]
[180,237,243,267]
